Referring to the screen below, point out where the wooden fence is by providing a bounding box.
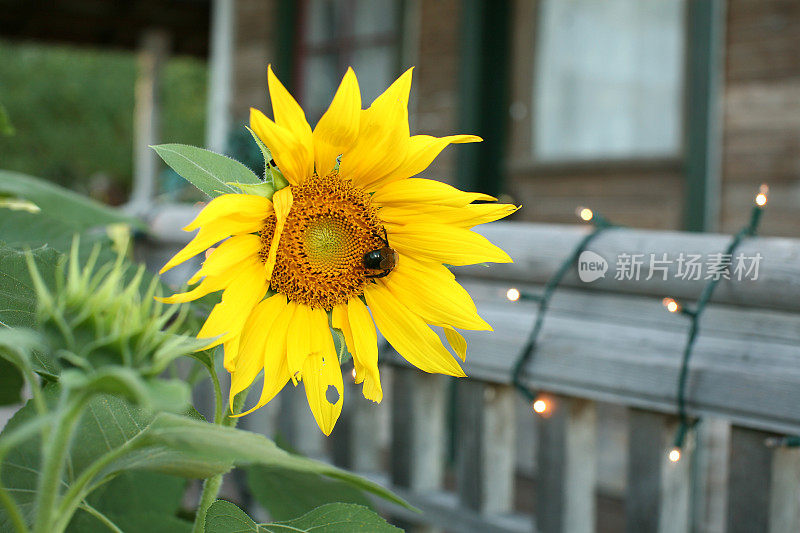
[140,210,800,533]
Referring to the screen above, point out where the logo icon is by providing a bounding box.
[578,251,608,282]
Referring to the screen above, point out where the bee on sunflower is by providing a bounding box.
[158,66,517,434]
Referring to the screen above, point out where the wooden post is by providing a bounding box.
[625,409,692,533]
[455,381,516,515]
[769,446,800,533]
[391,367,447,491]
[131,29,169,211]
[206,0,235,153]
[330,378,382,473]
[277,383,326,460]
[537,395,596,533]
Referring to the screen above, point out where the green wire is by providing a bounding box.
[511,214,616,404]
[672,204,764,449]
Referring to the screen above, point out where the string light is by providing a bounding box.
[755,184,768,207]
[506,288,521,302]
[351,368,357,380]
[666,184,769,459]
[532,398,548,414]
[662,297,680,314]
[577,206,594,222]
[510,208,617,410]
[668,447,681,463]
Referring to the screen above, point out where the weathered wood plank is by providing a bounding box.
[726,426,777,533]
[625,409,691,533]
[381,280,800,436]
[536,395,596,533]
[463,222,800,313]
[456,381,516,514]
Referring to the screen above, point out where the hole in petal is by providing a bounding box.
[326,384,340,405]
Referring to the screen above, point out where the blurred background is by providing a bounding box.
[1,0,797,236]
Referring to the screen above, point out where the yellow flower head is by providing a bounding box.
[160,66,517,434]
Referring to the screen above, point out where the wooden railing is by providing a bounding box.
[140,210,800,533]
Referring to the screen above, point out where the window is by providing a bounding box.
[533,0,686,162]
[298,0,403,123]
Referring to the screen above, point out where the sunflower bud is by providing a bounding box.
[26,237,205,377]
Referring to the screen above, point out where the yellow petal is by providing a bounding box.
[340,68,413,189]
[155,272,230,304]
[197,261,268,348]
[364,282,466,377]
[250,107,312,185]
[183,194,272,231]
[267,65,314,153]
[380,203,519,229]
[160,216,262,274]
[388,223,512,266]
[223,334,241,374]
[302,331,344,435]
[375,134,481,187]
[188,234,261,283]
[263,187,293,281]
[234,300,294,417]
[286,302,316,377]
[382,255,491,331]
[371,178,496,208]
[313,67,361,176]
[332,303,364,379]
[444,326,467,361]
[347,297,382,402]
[229,294,287,403]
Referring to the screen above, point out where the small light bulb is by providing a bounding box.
[532,399,547,414]
[662,297,680,313]
[351,368,357,380]
[755,193,767,207]
[576,207,594,222]
[668,448,681,463]
[506,288,521,302]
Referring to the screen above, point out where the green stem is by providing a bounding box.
[190,392,245,533]
[52,434,146,532]
[0,415,54,533]
[78,503,123,533]
[33,396,86,533]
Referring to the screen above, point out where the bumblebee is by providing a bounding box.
[363,228,398,279]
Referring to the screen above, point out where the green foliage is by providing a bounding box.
[0,170,140,250]
[246,465,374,521]
[205,501,402,533]
[152,143,262,198]
[0,39,206,194]
[0,103,14,136]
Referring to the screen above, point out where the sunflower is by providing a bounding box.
[159,66,517,435]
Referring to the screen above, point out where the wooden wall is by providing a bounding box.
[720,0,800,237]
[504,0,685,231]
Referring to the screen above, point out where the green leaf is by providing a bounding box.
[66,472,191,533]
[205,501,402,533]
[0,328,45,406]
[0,358,23,405]
[151,143,261,198]
[140,413,409,508]
[0,170,140,250]
[0,244,60,330]
[246,125,273,182]
[246,465,374,521]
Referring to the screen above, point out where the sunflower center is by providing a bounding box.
[259,174,386,310]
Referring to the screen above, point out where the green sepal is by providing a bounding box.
[226,181,275,198]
